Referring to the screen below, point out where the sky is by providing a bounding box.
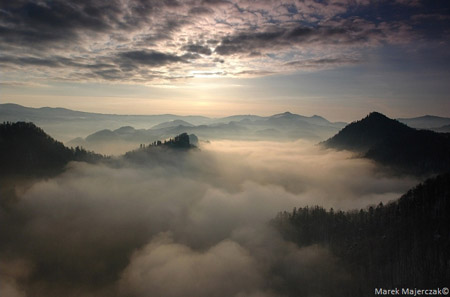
[0,0,449,121]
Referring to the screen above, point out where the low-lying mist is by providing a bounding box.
[0,140,418,297]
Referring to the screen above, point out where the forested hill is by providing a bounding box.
[273,172,450,295]
[123,132,196,164]
[323,112,450,176]
[0,122,103,176]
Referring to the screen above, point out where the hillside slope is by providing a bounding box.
[0,122,103,176]
[274,172,450,294]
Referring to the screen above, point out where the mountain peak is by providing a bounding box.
[324,112,409,151]
[270,111,298,119]
[366,111,389,120]
[323,112,450,175]
[151,119,194,129]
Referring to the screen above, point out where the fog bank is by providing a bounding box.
[0,140,418,296]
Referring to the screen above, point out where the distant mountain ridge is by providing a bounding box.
[151,120,195,129]
[398,115,450,131]
[323,112,450,176]
[66,110,346,154]
[0,104,345,145]
[0,103,211,141]
[269,111,330,125]
[434,124,450,133]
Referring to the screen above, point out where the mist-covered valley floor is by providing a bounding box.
[1,136,420,297]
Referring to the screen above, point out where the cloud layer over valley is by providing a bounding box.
[0,140,418,297]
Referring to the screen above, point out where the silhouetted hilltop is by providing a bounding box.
[273,172,450,294]
[0,122,103,176]
[142,133,196,150]
[123,133,197,165]
[156,132,193,149]
[323,112,450,175]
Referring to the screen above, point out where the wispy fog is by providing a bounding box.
[0,140,418,297]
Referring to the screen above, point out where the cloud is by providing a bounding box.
[182,44,213,55]
[119,232,352,297]
[213,21,389,57]
[0,0,115,47]
[0,259,31,297]
[0,80,49,87]
[189,6,214,15]
[118,50,187,67]
[0,140,418,296]
[119,234,268,297]
[0,0,447,83]
[215,29,286,55]
[283,57,361,70]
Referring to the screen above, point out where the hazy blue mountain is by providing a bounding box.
[434,124,450,133]
[0,103,210,141]
[0,103,93,120]
[114,126,137,135]
[268,111,331,126]
[86,129,118,142]
[398,115,450,130]
[72,112,344,154]
[323,112,450,175]
[274,172,450,294]
[210,114,265,123]
[151,120,195,129]
[214,111,341,128]
[3,104,346,154]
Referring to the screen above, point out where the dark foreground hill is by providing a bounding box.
[273,172,450,295]
[0,122,103,176]
[0,122,105,210]
[323,112,450,176]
